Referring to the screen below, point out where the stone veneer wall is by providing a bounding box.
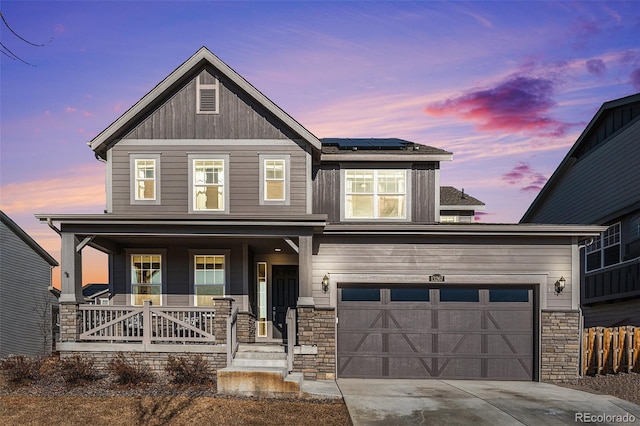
[59,303,81,342]
[60,351,227,374]
[237,311,256,343]
[295,307,336,380]
[541,310,581,382]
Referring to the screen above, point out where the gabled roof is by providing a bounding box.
[0,210,58,266]
[89,47,322,159]
[440,186,485,209]
[521,92,640,222]
[82,283,109,298]
[320,138,453,161]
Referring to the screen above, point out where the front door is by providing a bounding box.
[272,265,299,340]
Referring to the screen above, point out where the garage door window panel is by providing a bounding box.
[439,288,479,302]
[390,288,430,302]
[489,289,529,302]
[341,288,381,302]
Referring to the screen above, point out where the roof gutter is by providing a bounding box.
[46,217,61,236]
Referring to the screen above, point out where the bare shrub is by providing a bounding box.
[59,355,99,385]
[108,352,154,385]
[165,354,212,385]
[0,355,42,385]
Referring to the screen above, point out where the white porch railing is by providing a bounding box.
[79,301,216,344]
[226,307,239,365]
[286,307,296,372]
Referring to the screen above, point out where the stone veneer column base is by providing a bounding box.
[294,306,336,380]
[540,310,581,383]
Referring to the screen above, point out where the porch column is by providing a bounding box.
[60,232,83,303]
[297,235,314,307]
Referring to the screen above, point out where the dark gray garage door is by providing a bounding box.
[337,286,534,380]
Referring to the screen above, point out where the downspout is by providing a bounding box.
[47,218,61,236]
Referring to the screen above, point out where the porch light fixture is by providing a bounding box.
[322,274,330,293]
[554,276,566,295]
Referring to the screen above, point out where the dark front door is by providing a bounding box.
[272,265,299,340]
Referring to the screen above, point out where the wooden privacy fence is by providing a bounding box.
[582,326,640,375]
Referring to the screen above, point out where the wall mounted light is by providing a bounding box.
[322,274,330,293]
[554,276,566,295]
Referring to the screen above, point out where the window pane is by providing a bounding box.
[347,194,374,218]
[377,170,405,193]
[346,170,374,193]
[603,246,620,267]
[378,195,404,218]
[195,186,223,210]
[341,288,380,301]
[586,252,601,271]
[132,284,161,306]
[137,181,155,199]
[391,288,430,302]
[439,289,479,302]
[489,289,529,302]
[266,180,284,200]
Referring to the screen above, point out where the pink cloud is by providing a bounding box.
[586,59,606,77]
[500,162,547,192]
[425,76,572,137]
[65,106,78,113]
[631,68,640,91]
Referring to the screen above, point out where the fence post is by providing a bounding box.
[142,300,151,345]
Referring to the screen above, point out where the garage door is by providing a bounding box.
[337,286,534,380]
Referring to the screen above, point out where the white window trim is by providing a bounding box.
[129,153,161,205]
[340,168,411,221]
[189,250,230,306]
[188,153,230,214]
[127,250,166,306]
[259,154,290,206]
[585,222,621,272]
[196,76,219,114]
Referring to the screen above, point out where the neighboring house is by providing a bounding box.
[521,93,640,328]
[0,211,58,358]
[37,47,601,388]
[82,284,110,305]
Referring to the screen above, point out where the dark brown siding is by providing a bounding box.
[312,164,340,222]
[412,163,437,223]
[123,67,296,141]
[111,141,308,215]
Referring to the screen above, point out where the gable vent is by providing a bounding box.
[197,75,219,114]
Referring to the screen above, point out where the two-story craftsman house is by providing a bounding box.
[38,47,602,393]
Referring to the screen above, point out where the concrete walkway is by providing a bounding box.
[337,379,640,425]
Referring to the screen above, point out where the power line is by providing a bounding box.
[1,12,51,46]
[0,41,35,66]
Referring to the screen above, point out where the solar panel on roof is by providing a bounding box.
[322,138,410,150]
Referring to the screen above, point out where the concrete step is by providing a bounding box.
[237,343,285,353]
[217,365,301,397]
[234,351,287,360]
[232,358,288,368]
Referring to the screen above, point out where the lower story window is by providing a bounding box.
[131,254,162,306]
[194,255,225,306]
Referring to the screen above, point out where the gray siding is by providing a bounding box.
[312,236,575,310]
[110,141,309,215]
[123,68,295,141]
[312,162,438,223]
[525,119,640,224]
[0,222,54,358]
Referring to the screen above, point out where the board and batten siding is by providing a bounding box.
[123,68,296,141]
[526,119,640,224]
[110,140,309,215]
[311,236,575,310]
[312,163,438,223]
[0,221,55,358]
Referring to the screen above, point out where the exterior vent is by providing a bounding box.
[197,74,219,114]
[200,89,217,112]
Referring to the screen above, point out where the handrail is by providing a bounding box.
[226,306,239,366]
[286,307,296,372]
[78,302,216,344]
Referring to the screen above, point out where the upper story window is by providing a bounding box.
[259,154,290,205]
[194,255,225,306]
[344,169,407,219]
[188,154,229,213]
[131,254,162,306]
[196,73,219,114]
[130,154,161,205]
[586,222,621,272]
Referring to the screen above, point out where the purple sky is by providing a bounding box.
[1,1,639,285]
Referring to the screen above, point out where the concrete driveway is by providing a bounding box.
[337,379,640,425]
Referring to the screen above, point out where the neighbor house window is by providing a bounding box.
[259,154,290,205]
[131,254,162,306]
[344,169,407,219]
[196,73,219,114]
[586,223,621,272]
[188,154,229,213]
[130,154,161,205]
[194,255,225,306]
[257,262,267,337]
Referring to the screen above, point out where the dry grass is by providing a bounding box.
[0,396,351,426]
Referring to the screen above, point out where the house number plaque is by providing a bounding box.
[429,274,445,282]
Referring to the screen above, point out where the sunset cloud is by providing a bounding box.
[500,162,547,192]
[424,76,572,137]
[631,68,640,91]
[586,59,606,77]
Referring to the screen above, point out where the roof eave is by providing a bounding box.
[89,47,322,158]
[320,153,453,162]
